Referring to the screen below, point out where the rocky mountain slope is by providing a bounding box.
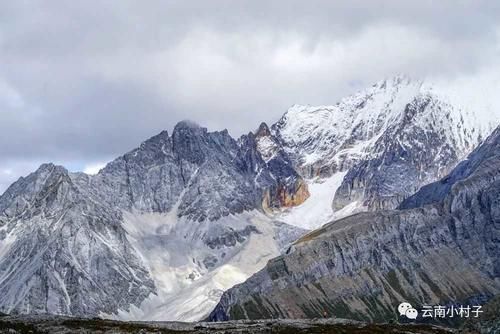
[0,163,155,316]
[458,294,500,333]
[271,76,489,229]
[399,125,500,210]
[88,120,308,220]
[208,126,500,322]
[0,121,307,320]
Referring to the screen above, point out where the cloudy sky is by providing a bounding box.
[1,1,500,193]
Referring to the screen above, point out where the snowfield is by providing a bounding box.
[107,210,304,321]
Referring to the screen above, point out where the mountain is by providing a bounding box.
[399,126,500,209]
[208,126,500,322]
[0,121,307,320]
[0,76,493,321]
[0,163,155,316]
[271,76,487,229]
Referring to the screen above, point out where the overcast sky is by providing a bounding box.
[1,1,500,193]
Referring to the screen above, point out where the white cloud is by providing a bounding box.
[1,169,13,176]
[83,162,107,175]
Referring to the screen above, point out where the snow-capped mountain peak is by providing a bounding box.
[270,75,491,229]
[273,76,484,177]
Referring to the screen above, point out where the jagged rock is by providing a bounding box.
[240,122,310,211]
[205,225,261,249]
[208,126,500,322]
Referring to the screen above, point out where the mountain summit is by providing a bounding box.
[270,76,488,228]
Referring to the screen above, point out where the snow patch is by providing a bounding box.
[274,172,347,230]
[330,201,364,222]
[256,136,278,162]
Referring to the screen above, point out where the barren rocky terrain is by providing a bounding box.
[0,314,456,334]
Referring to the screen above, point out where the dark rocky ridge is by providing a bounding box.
[0,314,454,334]
[237,122,310,211]
[208,126,500,323]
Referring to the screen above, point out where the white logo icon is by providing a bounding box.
[398,302,418,319]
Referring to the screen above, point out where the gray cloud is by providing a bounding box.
[1,1,500,192]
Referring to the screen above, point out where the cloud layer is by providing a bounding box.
[1,1,500,192]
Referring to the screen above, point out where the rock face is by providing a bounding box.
[0,164,155,316]
[272,76,487,216]
[0,121,308,319]
[239,122,310,212]
[208,126,500,322]
[90,121,308,221]
[399,126,500,210]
